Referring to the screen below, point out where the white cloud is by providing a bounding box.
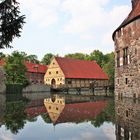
[17,0,131,56]
[102,124,116,140]
[80,34,94,40]
[20,0,61,27]
[0,131,14,140]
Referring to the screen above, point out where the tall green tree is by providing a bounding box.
[102,52,115,87]
[0,52,6,59]
[88,50,104,67]
[0,0,25,49]
[41,53,54,65]
[4,51,28,86]
[25,55,39,64]
[65,53,87,60]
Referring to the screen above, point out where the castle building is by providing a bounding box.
[44,57,108,89]
[112,0,140,98]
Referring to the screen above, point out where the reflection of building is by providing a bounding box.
[44,95,65,123]
[113,0,140,98]
[44,57,108,89]
[115,97,140,140]
[44,95,107,124]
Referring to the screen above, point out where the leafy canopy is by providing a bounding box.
[0,0,25,48]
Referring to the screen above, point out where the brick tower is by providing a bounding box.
[112,0,140,98]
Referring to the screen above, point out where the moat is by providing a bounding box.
[0,92,139,140]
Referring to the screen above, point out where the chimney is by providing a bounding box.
[132,0,139,9]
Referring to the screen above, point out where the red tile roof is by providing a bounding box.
[25,106,46,118]
[25,62,48,73]
[113,0,140,39]
[55,101,107,124]
[25,100,107,123]
[0,59,48,73]
[55,57,108,80]
[0,59,5,66]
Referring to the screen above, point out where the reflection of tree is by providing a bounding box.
[41,113,52,124]
[91,100,115,127]
[27,117,37,122]
[4,101,27,134]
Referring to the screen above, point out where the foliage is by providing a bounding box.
[91,100,115,127]
[4,51,29,86]
[87,50,104,67]
[4,101,27,134]
[0,52,6,59]
[0,0,25,49]
[65,53,88,60]
[41,53,54,65]
[41,113,52,123]
[102,52,115,87]
[25,54,40,64]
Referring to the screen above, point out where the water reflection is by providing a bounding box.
[115,97,140,140]
[0,92,139,140]
[44,94,114,126]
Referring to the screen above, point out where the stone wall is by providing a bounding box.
[22,84,50,93]
[0,94,6,126]
[0,67,6,94]
[114,18,140,99]
[115,97,140,140]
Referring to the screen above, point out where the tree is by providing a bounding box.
[102,52,115,88]
[0,52,5,59]
[0,0,25,49]
[41,53,54,65]
[88,50,104,67]
[25,55,40,64]
[65,53,87,60]
[4,51,29,86]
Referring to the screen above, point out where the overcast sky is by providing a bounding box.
[1,0,131,60]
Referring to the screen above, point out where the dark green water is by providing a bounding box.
[0,93,139,140]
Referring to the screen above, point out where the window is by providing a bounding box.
[123,47,128,65]
[117,79,119,84]
[117,51,120,67]
[135,48,137,55]
[125,78,128,85]
[128,27,132,37]
[126,110,129,117]
[68,81,72,84]
[49,71,51,75]
[56,71,58,74]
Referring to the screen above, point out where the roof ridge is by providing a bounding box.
[55,56,97,63]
